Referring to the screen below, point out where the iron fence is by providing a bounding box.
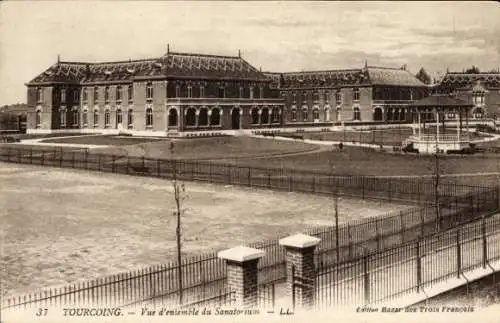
[310,215,500,309]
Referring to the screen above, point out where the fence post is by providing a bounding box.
[59,149,63,167]
[84,149,88,169]
[363,249,370,305]
[72,151,75,168]
[375,219,381,251]
[156,159,160,177]
[29,148,33,164]
[41,151,45,166]
[361,177,365,200]
[279,234,321,309]
[347,223,353,259]
[416,237,422,292]
[217,246,265,308]
[421,210,425,236]
[482,216,487,269]
[247,167,251,186]
[388,178,392,202]
[400,211,405,244]
[456,229,461,279]
[98,154,101,171]
[267,169,271,188]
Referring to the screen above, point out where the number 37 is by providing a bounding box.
[35,308,48,316]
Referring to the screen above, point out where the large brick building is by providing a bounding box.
[26,50,283,136]
[432,71,500,119]
[265,65,429,126]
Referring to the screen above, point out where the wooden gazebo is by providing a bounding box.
[405,95,474,154]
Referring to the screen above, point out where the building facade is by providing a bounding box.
[26,51,283,136]
[265,65,429,126]
[432,72,500,120]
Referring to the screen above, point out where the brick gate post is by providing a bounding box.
[218,246,265,308]
[279,234,321,309]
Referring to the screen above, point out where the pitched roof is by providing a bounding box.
[27,52,268,85]
[366,67,426,87]
[437,72,500,89]
[410,94,473,108]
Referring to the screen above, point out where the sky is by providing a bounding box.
[1,1,500,106]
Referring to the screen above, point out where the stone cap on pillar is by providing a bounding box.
[218,246,265,263]
[279,233,321,249]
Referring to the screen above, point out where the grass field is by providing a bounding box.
[91,136,319,160]
[0,163,407,298]
[41,135,168,146]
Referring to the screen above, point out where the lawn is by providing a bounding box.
[91,136,319,160]
[0,163,407,298]
[41,135,168,146]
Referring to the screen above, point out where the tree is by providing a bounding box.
[170,142,188,304]
[416,68,432,85]
[465,66,481,74]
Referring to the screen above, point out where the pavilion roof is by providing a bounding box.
[27,51,268,85]
[410,94,473,109]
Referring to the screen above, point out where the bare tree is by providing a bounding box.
[170,142,187,304]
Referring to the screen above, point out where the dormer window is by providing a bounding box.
[146,82,153,100]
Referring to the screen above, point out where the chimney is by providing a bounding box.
[238,49,241,58]
[167,43,170,53]
[57,54,60,63]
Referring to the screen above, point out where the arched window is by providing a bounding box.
[116,86,122,101]
[168,109,178,127]
[353,107,361,121]
[185,108,196,126]
[271,108,280,123]
[251,108,260,124]
[199,107,208,126]
[290,109,297,122]
[36,88,43,103]
[116,109,123,125]
[146,108,153,127]
[373,107,383,121]
[313,108,320,121]
[104,109,111,127]
[60,88,66,103]
[261,107,270,124]
[387,108,393,121]
[210,108,220,126]
[127,109,134,128]
[93,110,99,127]
[35,110,42,128]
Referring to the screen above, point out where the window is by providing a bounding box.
[210,108,221,126]
[251,108,259,124]
[35,110,41,127]
[353,88,360,101]
[353,107,361,121]
[335,90,342,106]
[313,91,319,102]
[218,87,225,98]
[93,110,99,127]
[185,108,196,126]
[199,108,208,126]
[313,109,320,120]
[168,109,178,127]
[258,86,263,99]
[239,87,244,98]
[73,89,79,102]
[104,110,110,127]
[105,86,110,102]
[250,87,254,99]
[302,92,307,104]
[292,92,296,103]
[373,108,383,121]
[116,86,122,101]
[336,108,341,121]
[82,110,88,127]
[473,107,485,119]
[261,108,269,124]
[127,109,133,128]
[146,82,153,100]
[146,108,153,127]
[302,109,308,122]
[116,109,123,125]
[72,109,79,127]
[175,85,180,97]
[473,93,485,106]
[60,109,66,128]
[128,85,133,102]
[83,88,88,102]
[94,87,99,103]
[291,109,297,122]
[324,108,330,121]
[199,85,205,98]
[187,86,192,98]
[36,88,43,103]
[60,88,66,103]
[272,108,280,123]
